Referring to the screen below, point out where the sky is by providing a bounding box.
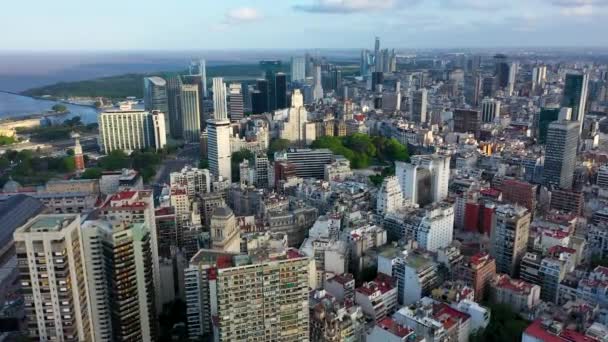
[2,0,608,51]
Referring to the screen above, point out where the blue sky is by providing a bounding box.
[2,0,607,50]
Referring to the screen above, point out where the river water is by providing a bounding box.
[0,92,99,124]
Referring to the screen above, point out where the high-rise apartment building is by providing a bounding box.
[494,54,510,90]
[410,89,428,123]
[562,72,589,124]
[15,214,93,341]
[185,249,312,341]
[464,74,482,107]
[291,56,306,82]
[212,77,228,121]
[98,109,166,154]
[180,84,202,143]
[81,219,158,342]
[481,97,501,123]
[490,204,531,277]
[543,120,580,189]
[228,83,244,121]
[207,118,232,182]
[395,154,451,207]
[170,165,212,200]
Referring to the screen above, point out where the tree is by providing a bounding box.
[231,149,254,182]
[98,150,130,170]
[81,168,103,179]
[268,138,291,160]
[51,104,67,113]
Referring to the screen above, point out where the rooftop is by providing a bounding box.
[23,215,77,233]
[376,317,414,338]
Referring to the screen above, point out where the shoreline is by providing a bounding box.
[0,90,98,109]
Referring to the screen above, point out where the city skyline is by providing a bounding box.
[2,0,608,51]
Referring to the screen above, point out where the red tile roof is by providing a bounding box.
[377,317,413,338]
[524,320,598,342]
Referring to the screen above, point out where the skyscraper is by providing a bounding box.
[207,118,232,182]
[374,36,381,71]
[180,84,201,143]
[494,54,510,90]
[189,59,207,98]
[228,83,244,121]
[15,214,94,341]
[275,72,287,109]
[166,74,183,138]
[291,56,306,82]
[464,74,482,107]
[490,205,530,277]
[360,49,370,77]
[562,72,589,124]
[144,77,169,138]
[536,107,560,144]
[144,77,168,113]
[410,88,428,123]
[212,77,228,120]
[481,97,501,123]
[182,75,206,128]
[98,109,166,154]
[313,65,324,101]
[543,120,580,189]
[255,78,270,113]
[260,60,282,111]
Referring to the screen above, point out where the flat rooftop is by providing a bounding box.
[25,215,77,233]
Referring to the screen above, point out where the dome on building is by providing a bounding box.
[212,206,233,218]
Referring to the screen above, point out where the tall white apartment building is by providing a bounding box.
[377,176,405,216]
[416,203,455,252]
[14,214,93,341]
[396,154,450,207]
[206,118,232,182]
[481,97,501,123]
[98,109,166,154]
[81,220,158,342]
[280,89,314,146]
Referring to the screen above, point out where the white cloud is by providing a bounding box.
[293,0,419,13]
[439,0,505,10]
[226,7,263,22]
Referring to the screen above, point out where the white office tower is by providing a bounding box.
[189,59,207,98]
[212,77,228,120]
[532,65,547,92]
[82,220,157,342]
[313,65,324,101]
[377,176,405,216]
[180,84,201,143]
[410,88,428,123]
[228,83,244,121]
[14,214,94,341]
[291,56,306,82]
[207,118,232,182]
[280,89,314,146]
[481,97,501,123]
[98,109,167,154]
[396,154,451,207]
